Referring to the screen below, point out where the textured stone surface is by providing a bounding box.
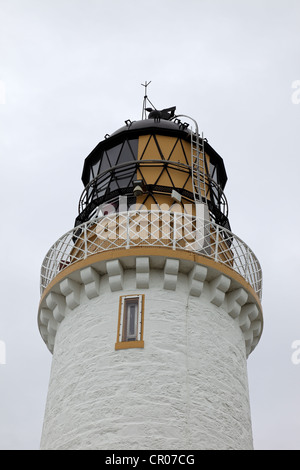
[40,266,254,450]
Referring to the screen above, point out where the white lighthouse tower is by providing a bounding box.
[38,97,263,450]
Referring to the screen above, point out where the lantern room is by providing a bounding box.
[75,112,230,231]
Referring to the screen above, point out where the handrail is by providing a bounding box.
[77,160,228,224]
[40,210,263,299]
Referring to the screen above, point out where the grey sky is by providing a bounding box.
[0,0,300,449]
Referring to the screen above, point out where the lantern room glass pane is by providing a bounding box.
[116,139,138,165]
[106,143,123,167]
[92,159,101,179]
[99,152,113,176]
[210,162,218,185]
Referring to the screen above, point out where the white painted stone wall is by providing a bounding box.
[40,259,254,450]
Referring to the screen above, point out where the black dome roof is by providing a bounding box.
[110,118,190,139]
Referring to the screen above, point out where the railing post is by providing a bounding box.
[126,214,130,249]
[214,225,219,262]
[53,242,59,275]
[245,246,250,283]
[173,212,176,250]
[84,223,88,259]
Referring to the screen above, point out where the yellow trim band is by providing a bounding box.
[115,341,145,350]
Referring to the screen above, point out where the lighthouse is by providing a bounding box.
[38,94,263,450]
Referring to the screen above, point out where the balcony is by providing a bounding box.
[40,210,262,299]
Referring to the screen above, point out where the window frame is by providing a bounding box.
[115,294,145,350]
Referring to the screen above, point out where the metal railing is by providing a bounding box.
[76,160,229,228]
[40,210,262,299]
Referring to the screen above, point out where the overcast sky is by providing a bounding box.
[1,0,300,450]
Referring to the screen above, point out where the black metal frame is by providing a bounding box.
[75,159,229,229]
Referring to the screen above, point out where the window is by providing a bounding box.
[209,162,218,185]
[115,294,145,350]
